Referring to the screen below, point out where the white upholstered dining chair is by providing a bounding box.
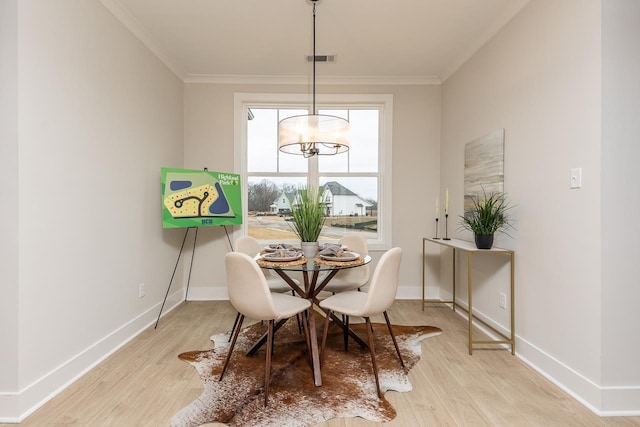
[229,236,303,339]
[320,234,371,351]
[319,247,405,398]
[321,234,370,293]
[220,252,311,406]
[235,236,294,293]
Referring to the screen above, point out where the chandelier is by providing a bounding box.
[278,0,350,157]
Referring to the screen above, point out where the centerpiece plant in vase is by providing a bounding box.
[459,188,513,249]
[288,186,326,258]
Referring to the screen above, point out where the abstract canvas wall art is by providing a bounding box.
[464,129,505,211]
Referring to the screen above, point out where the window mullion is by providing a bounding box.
[308,155,319,190]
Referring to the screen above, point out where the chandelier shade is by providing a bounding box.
[278,113,350,157]
[278,0,349,157]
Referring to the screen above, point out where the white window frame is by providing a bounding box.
[234,92,393,251]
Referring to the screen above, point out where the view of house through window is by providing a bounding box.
[246,107,381,244]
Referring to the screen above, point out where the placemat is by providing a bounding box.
[256,257,308,268]
[314,257,365,267]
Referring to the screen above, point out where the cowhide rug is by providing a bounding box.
[171,312,441,427]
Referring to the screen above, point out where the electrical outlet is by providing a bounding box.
[499,292,506,310]
[139,283,145,298]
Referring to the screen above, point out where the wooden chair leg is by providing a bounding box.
[383,311,406,371]
[294,291,303,334]
[343,315,349,352]
[228,312,241,342]
[220,314,244,381]
[264,320,274,407]
[364,317,382,398]
[301,310,312,364]
[320,309,332,361]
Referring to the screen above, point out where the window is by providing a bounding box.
[234,93,392,250]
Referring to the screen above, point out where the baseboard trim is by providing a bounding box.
[395,285,422,300]
[517,338,640,416]
[0,392,19,423]
[601,386,640,415]
[448,299,640,416]
[14,285,634,421]
[187,285,640,415]
[516,338,603,414]
[185,285,228,301]
[0,288,185,422]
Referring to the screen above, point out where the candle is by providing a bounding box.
[435,197,439,217]
[445,188,449,214]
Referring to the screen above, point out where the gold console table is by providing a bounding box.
[422,237,515,355]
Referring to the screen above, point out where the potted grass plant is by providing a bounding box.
[459,188,513,249]
[288,186,326,258]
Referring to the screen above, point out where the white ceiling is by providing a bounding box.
[101,0,530,84]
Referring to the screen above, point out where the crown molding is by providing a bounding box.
[99,0,186,80]
[184,74,441,86]
[100,0,443,86]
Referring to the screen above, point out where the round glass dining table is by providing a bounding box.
[251,254,372,386]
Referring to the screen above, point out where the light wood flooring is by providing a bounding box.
[5,300,640,427]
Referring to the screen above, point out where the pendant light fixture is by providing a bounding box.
[278,0,350,157]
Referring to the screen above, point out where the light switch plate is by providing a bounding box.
[570,168,582,189]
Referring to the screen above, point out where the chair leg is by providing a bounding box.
[294,291,303,334]
[301,310,312,362]
[296,313,303,334]
[383,311,406,371]
[343,315,349,352]
[320,309,332,361]
[264,320,274,407]
[228,312,241,342]
[220,314,244,381]
[364,317,382,398]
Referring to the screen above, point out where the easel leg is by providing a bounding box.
[223,225,234,251]
[156,225,230,329]
[155,227,191,329]
[184,227,199,301]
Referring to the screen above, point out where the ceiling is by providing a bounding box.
[101,0,530,84]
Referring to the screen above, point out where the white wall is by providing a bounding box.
[601,0,640,412]
[0,0,20,411]
[441,0,639,414]
[183,82,441,300]
[0,0,185,421]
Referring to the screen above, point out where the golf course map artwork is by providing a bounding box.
[161,167,242,228]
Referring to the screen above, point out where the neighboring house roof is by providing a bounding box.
[272,182,372,209]
[272,191,295,209]
[321,181,357,196]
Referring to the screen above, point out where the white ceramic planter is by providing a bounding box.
[300,241,319,259]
